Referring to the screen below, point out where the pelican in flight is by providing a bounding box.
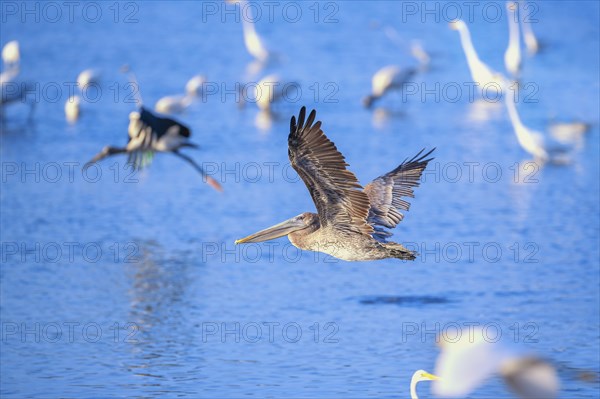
[505,85,571,163]
[236,107,434,261]
[85,107,222,191]
[449,20,506,93]
[363,65,417,108]
[410,370,439,399]
[432,327,559,398]
[504,2,522,76]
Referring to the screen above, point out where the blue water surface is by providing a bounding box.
[1,1,599,398]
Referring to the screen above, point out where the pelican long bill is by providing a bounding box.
[235,217,305,244]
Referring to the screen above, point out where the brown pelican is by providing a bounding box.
[85,106,222,191]
[235,107,434,261]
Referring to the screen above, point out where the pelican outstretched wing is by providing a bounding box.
[364,148,434,241]
[288,107,373,236]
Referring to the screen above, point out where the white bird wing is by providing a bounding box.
[432,339,511,397]
[501,357,560,399]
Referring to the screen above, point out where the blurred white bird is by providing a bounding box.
[411,41,431,69]
[410,369,439,399]
[241,14,270,63]
[548,120,590,145]
[154,75,207,114]
[185,74,207,96]
[449,20,506,93]
[1,42,35,117]
[363,65,416,108]
[383,27,431,70]
[228,0,271,62]
[77,69,101,89]
[155,94,193,115]
[519,0,539,54]
[505,85,572,163]
[432,327,560,399]
[505,2,522,77]
[252,74,300,112]
[64,95,81,122]
[2,40,20,70]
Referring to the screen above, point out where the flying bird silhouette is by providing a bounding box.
[85,107,222,191]
[236,107,434,261]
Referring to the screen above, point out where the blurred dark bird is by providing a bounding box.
[236,106,434,261]
[85,107,222,191]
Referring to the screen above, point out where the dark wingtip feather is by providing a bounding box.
[420,147,436,163]
[306,109,317,128]
[297,106,306,130]
[290,115,297,132]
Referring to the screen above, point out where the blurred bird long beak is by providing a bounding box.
[422,371,440,381]
[235,217,305,244]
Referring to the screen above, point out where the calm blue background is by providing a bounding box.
[1,1,599,398]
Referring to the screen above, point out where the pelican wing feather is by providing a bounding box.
[364,148,434,240]
[288,107,373,236]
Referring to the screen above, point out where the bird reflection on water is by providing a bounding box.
[123,241,202,381]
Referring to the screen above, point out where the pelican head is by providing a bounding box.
[507,1,518,12]
[410,370,440,399]
[235,212,318,244]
